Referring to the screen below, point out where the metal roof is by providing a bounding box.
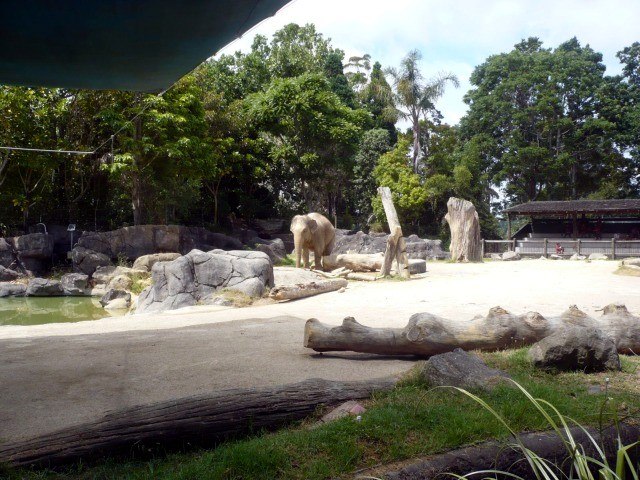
[505,199,640,216]
[0,0,291,91]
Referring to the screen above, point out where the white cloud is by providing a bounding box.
[218,0,640,124]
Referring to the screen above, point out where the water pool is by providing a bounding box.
[0,297,124,326]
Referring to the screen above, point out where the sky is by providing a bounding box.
[218,0,640,126]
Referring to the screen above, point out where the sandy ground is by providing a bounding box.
[0,259,638,445]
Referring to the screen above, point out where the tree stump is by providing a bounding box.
[444,197,482,262]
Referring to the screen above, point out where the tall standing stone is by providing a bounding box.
[444,197,482,263]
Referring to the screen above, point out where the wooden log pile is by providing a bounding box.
[304,303,640,356]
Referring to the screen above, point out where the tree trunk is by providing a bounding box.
[0,377,397,467]
[131,115,144,225]
[322,253,383,272]
[412,114,420,173]
[269,278,348,301]
[444,197,482,262]
[304,303,640,356]
[378,187,410,277]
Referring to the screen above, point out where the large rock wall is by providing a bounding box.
[136,249,274,313]
[332,230,447,260]
[0,233,54,275]
[76,225,243,261]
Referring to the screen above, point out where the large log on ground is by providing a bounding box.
[322,253,383,272]
[0,377,397,467]
[372,423,640,480]
[445,197,482,262]
[304,303,640,356]
[378,187,410,277]
[269,278,347,301]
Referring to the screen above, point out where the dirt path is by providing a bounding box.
[0,260,637,444]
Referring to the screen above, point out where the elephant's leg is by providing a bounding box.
[303,249,310,269]
[313,248,323,270]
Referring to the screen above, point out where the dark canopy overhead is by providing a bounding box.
[0,0,291,91]
[505,200,640,217]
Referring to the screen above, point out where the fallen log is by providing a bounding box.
[368,423,640,480]
[322,253,383,272]
[304,303,640,356]
[269,278,348,301]
[346,272,377,281]
[0,377,397,467]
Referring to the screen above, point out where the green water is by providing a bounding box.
[0,297,123,326]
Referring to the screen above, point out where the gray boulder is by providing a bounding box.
[132,252,181,272]
[0,238,17,269]
[100,289,131,308]
[570,253,587,261]
[60,273,89,296]
[421,348,512,390]
[490,253,502,260]
[25,278,64,296]
[0,265,20,281]
[528,327,621,372]
[333,230,447,260]
[71,246,113,276]
[588,253,608,261]
[77,225,243,261]
[254,238,286,263]
[621,258,640,267]
[92,265,145,285]
[14,233,54,274]
[0,282,27,297]
[501,251,521,261]
[136,249,274,313]
[13,233,53,259]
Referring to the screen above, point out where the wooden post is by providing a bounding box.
[511,240,516,252]
[577,239,581,255]
[543,238,548,258]
[506,213,512,240]
[481,239,485,258]
[377,187,410,278]
[611,238,616,260]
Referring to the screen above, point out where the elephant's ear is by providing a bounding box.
[308,219,318,233]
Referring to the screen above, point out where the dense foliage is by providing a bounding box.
[0,28,638,241]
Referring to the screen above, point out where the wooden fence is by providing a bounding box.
[481,239,640,259]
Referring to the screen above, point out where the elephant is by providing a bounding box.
[290,213,335,270]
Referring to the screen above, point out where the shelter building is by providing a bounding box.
[503,199,640,258]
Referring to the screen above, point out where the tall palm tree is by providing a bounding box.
[387,50,459,173]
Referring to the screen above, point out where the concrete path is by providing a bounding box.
[1,260,638,445]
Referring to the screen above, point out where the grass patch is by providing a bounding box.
[5,350,640,480]
[275,254,296,267]
[614,265,640,277]
[215,289,254,307]
[129,272,152,295]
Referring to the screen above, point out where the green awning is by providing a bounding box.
[0,0,291,91]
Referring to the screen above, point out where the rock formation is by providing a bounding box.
[136,249,274,313]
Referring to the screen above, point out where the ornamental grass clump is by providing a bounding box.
[450,381,639,480]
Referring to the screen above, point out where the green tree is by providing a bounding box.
[387,50,459,173]
[372,139,428,228]
[351,128,392,225]
[461,37,625,204]
[246,73,367,216]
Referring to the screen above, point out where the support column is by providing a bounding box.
[506,213,512,240]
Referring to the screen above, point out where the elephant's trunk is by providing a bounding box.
[294,236,302,268]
